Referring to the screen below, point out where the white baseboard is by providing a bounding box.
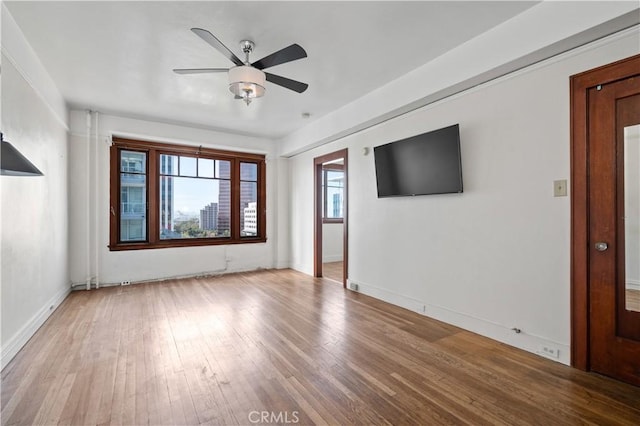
[70,265,294,290]
[347,279,570,365]
[627,279,640,291]
[1,286,71,370]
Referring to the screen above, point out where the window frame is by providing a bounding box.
[321,163,344,224]
[109,137,266,251]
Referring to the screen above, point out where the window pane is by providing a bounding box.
[121,150,145,173]
[240,162,258,181]
[198,158,214,178]
[180,156,197,177]
[159,176,230,239]
[240,181,258,236]
[321,182,325,218]
[323,169,344,219]
[216,160,231,179]
[326,170,344,187]
[160,154,178,175]
[121,219,145,242]
[120,150,147,242]
[217,178,231,237]
[121,181,145,213]
[159,175,174,237]
[326,186,343,219]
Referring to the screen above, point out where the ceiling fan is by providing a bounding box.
[174,28,308,105]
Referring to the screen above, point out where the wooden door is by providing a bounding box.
[571,54,640,386]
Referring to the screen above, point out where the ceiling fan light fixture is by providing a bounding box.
[228,65,266,105]
[175,31,308,102]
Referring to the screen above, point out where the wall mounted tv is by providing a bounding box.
[374,124,463,198]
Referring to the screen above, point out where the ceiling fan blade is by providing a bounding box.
[265,73,308,93]
[173,68,229,74]
[191,28,243,66]
[252,44,307,70]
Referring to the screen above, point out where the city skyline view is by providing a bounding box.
[173,177,220,217]
[121,150,258,241]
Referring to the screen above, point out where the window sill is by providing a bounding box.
[108,237,267,251]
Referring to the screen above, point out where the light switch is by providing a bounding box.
[554,179,567,197]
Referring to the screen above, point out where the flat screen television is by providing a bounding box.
[374,124,463,197]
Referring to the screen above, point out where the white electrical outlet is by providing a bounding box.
[538,345,560,359]
[120,280,131,286]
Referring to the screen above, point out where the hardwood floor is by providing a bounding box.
[322,261,343,284]
[2,269,640,425]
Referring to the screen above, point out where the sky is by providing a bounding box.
[171,177,220,217]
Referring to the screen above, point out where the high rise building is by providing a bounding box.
[217,161,231,236]
[120,151,147,242]
[212,161,256,236]
[240,163,258,234]
[200,202,218,231]
[332,192,341,218]
[243,202,257,236]
[159,155,175,239]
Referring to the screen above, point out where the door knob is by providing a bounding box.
[595,242,608,252]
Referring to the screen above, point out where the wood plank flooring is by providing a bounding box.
[322,261,343,284]
[2,269,640,425]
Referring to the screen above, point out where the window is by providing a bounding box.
[321,164,344,223]
[109,137,266,250]
[119,150,147,241]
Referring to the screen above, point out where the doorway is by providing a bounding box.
[314,149,348,287]
[571,54,640,386]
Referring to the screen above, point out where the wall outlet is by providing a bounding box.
[349,282,359,291]
[538,344,560,359]
[120,280,131,286]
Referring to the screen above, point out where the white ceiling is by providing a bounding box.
[5,1,539,139]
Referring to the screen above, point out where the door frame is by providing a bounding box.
[570,54,640,370]
[314,149,348,287]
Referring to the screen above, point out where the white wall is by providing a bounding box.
[287,29,640,365]
[1,6,70,368]
[67,112,288,286]
[322,223,343,263]
[274,157,290,269]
